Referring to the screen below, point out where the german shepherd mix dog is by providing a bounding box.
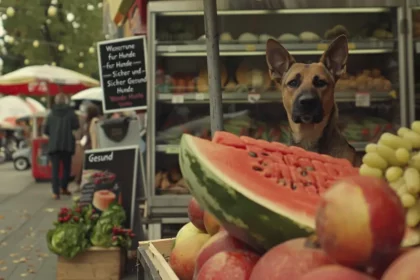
[266,35,361,167]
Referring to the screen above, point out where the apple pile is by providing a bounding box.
[169,175,420,280]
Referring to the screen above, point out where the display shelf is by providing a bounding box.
[157,91,394,104]
[147,1,408,221]
[156,41,394,57]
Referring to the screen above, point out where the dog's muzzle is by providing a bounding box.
[291,92,324,124]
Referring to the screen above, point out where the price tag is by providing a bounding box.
[355,92,370,107]
[347,43,356,50]
[248,93,261,103]
[195,93,206,100]
[165,146,180,154]
[245,44,257,51]
[171,95,184,104]
[316,43,328,50]
[168,46,177,53]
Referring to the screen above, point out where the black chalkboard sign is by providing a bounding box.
[81,146,138,228]
[97,36,147,113]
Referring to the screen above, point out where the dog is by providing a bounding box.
[266,35,360,167]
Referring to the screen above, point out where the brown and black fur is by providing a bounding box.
[266,35,361,167]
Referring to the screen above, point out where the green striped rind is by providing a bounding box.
[179,134,313,252]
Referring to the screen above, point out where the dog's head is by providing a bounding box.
[266,35,348,124]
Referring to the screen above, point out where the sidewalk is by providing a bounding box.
[0,163,72,279]
[0,164,136,280]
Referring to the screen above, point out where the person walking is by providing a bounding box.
[74,103,101,187]
[43,93,80,199]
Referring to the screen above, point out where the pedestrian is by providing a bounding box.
[74,103,102,187]
[43,93,80,199]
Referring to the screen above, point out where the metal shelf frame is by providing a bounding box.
[146,0,409,223]
[407,0,420,122]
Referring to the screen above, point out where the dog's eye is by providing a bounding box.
[313,78,328,88]
[287,79,299,88]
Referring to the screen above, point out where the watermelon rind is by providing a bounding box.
[179,134,314,252]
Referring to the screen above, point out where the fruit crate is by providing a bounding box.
[137,238,178,280]
[57,247,125,280]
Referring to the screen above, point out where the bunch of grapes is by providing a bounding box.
[360,121,420,228]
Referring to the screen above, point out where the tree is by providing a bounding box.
[1,0,105,78]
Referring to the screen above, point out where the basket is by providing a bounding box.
[137,238,178,280]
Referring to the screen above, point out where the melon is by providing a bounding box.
[178,132,419,252]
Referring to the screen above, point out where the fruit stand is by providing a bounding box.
[144,0,411,240]
[138,0,420,279]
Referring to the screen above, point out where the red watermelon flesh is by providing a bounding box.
[179,131,359,251]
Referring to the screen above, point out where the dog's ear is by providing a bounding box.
[266,39,295,83]
[320,35,348,80]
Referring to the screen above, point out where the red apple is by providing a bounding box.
[188,198,206,232]
[381,247,420,280]
[316,175,405,267]
[249,238,334,280]
[298,265,375,280]
[170,232,210,280]
[195,231,255,276]
[196,250,260,280]
[203,211,220,236]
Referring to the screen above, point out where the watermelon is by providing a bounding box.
[179,132,420,252]
[179,131,359,252]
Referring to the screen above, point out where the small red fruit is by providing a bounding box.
[73,216,79,222]
[188,198,206,232]
[316,175,405,267]
[196,251,260,280]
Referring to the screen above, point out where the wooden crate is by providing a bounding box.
[57,247,124,280]
[138,238,178,280]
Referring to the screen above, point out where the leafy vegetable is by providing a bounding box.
[90,203,126,247]
[46,202,134,258]
[46,223,89,259]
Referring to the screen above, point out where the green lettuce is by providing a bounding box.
[90,203,126,247]
[46,223,90,259]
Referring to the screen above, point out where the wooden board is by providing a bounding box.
[138,238,178,280]
[57,247,123,280]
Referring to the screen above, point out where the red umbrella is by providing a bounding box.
[0,65,99,96]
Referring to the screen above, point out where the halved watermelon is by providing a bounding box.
[179,131,420,252]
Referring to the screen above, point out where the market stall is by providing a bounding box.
[145,0,408,240]
[136,0,420,279]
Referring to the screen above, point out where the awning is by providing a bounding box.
[105,0,136,26]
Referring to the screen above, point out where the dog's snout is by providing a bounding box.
[298,93,318,107]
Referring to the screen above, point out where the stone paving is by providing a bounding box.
[0,163,136,280]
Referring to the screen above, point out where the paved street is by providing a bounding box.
[0,163,72,280]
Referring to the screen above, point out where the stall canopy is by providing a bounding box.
[0,96,46,128]
[71,87,103,102]
[0,65,99,96]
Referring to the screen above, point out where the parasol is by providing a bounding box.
[25,97,46,113]
[0,65,99,96]
[71,87,103,102]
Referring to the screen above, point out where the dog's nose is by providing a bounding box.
[298,94,318,107]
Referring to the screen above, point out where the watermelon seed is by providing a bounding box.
[252,166,263,171]
[301,170,308,176]
[306,166,315,171]
[261,152,269,156]
[248,152,257,157]
[277,179,286,185]
[291,184,297,190]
